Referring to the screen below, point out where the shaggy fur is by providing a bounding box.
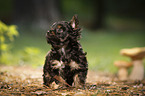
[43,15,88,88]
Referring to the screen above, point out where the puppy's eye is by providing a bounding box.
[57,28,63,33]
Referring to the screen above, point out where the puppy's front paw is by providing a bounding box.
[73,74,85,89]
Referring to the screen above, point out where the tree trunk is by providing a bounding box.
[91,0,105,30]
[13,0,62,29]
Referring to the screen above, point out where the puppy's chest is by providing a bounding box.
[58,46,73,62]
[52,47,80,70]
[51,60,80,70]
[59,47,66,57]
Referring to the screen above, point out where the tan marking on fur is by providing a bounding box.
[57,25,62,28]
[51,31,55,35]
[73,74,82,88]
[52,60,63,69]
[69,61,80,70]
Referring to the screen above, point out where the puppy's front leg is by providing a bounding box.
[43,57,56,87]
[43,71,54,87]
[73,71,87,88]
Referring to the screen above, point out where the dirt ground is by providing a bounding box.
[0,66,145,96]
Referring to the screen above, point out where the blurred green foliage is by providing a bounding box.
[0,21,19,64]
[17,47,43,67]
[0,23,45,67]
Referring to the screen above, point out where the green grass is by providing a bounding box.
[9,29,145,73]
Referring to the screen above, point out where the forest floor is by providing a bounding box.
[0,66,145,96]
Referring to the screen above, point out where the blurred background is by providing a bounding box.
[0,0,145,73]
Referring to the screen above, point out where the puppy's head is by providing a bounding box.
[46,15,81,48]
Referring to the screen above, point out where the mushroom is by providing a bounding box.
[114,60,132,81]
[120,47,145,80]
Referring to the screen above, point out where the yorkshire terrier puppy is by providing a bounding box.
[43,15,88,88]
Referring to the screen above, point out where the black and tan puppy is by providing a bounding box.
[43,15,88,88]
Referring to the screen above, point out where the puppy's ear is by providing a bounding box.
[70,15,79,29]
